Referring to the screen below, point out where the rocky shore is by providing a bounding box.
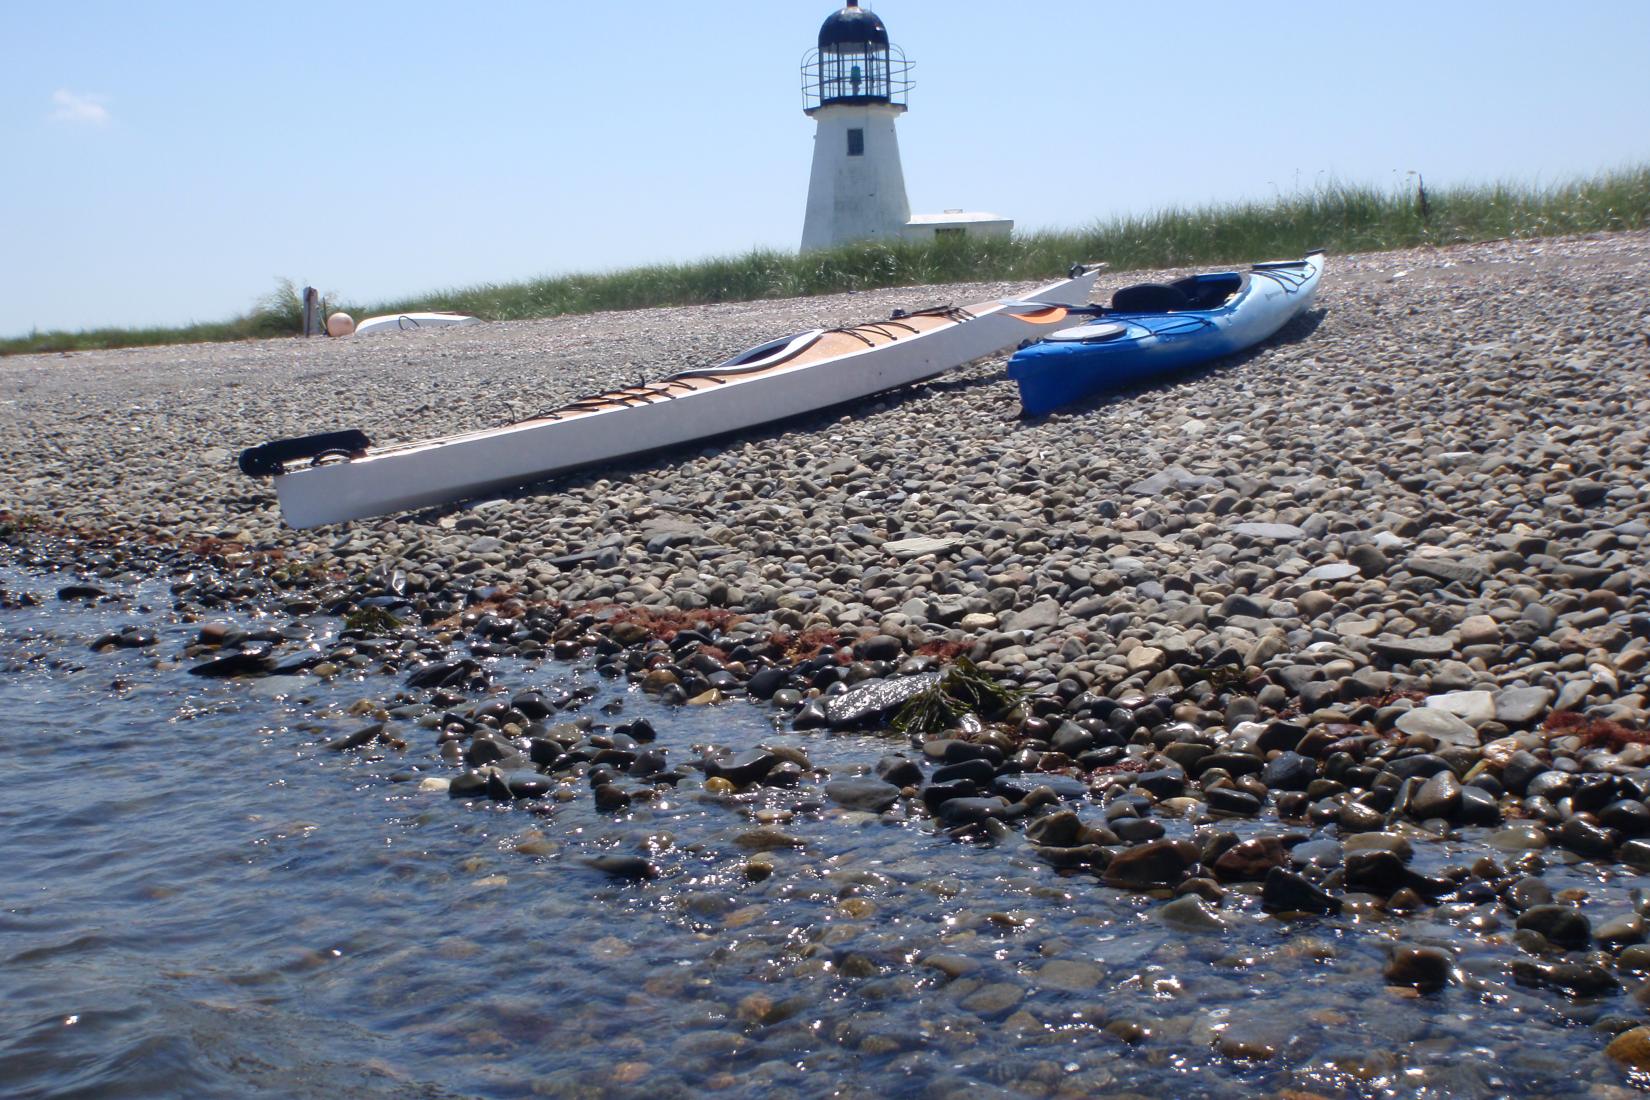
[6,229,1650,1085]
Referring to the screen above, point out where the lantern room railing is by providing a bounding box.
[801,46,912,112]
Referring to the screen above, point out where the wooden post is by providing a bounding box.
[302,286,321,337]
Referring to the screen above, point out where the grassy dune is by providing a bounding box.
[7,165,1647,357]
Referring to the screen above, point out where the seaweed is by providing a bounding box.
[1543,710,1650,751]
[344,606,403,635]
[892,658,1025,736]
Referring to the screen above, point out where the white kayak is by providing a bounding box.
[353,312,480,336]
[240,265,1101,528]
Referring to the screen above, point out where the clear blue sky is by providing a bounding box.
[3,1,1646,336]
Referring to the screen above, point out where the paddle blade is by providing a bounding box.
[1003,305,1069,324]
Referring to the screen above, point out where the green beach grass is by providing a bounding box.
[6,165,1647,357]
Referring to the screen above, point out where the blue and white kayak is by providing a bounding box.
[1005,252,1324,415]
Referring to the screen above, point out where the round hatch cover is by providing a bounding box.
[1046,322,1128,343]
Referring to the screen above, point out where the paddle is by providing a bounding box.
[1000,300,1112,321]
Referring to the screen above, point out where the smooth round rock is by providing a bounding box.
[1386,946,1452,992]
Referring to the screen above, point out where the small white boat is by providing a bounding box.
[241,266,1100,527]
[353,311,480,336]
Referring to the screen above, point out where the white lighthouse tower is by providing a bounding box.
[799,2,913,252]
[800,3,1013,253]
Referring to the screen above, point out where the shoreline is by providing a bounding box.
[6,229,1650,1080]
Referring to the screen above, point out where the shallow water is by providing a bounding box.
[2,567,1645,1099]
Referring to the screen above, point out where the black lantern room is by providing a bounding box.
[802,1,912,114]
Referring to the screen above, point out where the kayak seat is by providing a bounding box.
[1111,283,1190,312]
[1171,272,1245,310]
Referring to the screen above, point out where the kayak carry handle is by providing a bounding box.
[238,429,372,477]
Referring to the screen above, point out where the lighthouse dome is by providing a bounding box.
[818,2,889,51]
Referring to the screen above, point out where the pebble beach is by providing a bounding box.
[5,230,1650,1097]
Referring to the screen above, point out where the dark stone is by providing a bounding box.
[1205,787,1262,816]
[1386,946,1452,992]
[1510,959,1618,996]
[1213,836,1288,882]
[582,855,659,880]
[1345,850,1409,895]
[1275,791,1311,819]
[1620,839,1650,868]
[1516,904,1592,948]
[1338,801,1387,832]
[1256,721,1308,754]
[465,735,517,766]
[1026,809,1116,849]
[1572,774,1620,813]
[1568,479,1610,506]
[448,770,492,799]
[187,650,277,678]
[1102,838,1199,890]
[792,697,831,729]
[1199,752,1265,777]
[593,783,632,812]
[925,739,1001,765]
[825,777,903,813]
[1261,752,1317,792]
[1409,770,1463,821]
[934,796,1013,826]
[1386,754,1453,781]
[875,754,924,788]
[1526,771,1575,802]
[1348,544,1388,578]
[1597,913,1647,950]
[1050,721,1096,756]
[1261,867,1342,915]
[1133,767,1186,799]
[617,717,656,743]
[764,761,804,788]
[57,584,108,600]
[406,659,479,689]
[511,692,553,720]
[921,780,978,809]
[857,634,904,662]
[1456,784,1503,826]
[591,747,637,770]
[703,749,780,786]
[932,759,998,786]
[632,748,670,777]
[747,666,792,700]
[1290,838,1343,868]
[1112,817,1166,843]
[1556,817,1621,859]
[322,721,387,753]
[1506,876,1553,912]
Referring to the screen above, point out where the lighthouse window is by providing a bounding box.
[847,128,864,156]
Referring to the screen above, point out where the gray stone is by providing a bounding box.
[1425,690,1496,723]
[824,777,903,813]
[1371,633,1458,661]
[1001,598,1062,632]
[1393,707,1478,747]
[1494,686,1553,726]
[1230,522,1307,541]
[1403,555,1489,588]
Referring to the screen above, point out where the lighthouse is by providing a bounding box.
[800,3,1011,253]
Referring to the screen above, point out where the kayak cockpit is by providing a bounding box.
[1169,272,1244,310]
[1110,272,1244,313]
